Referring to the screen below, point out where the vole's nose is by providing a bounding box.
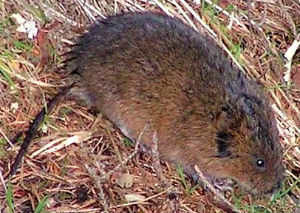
[266,180,282,195]
[273,180,282,191]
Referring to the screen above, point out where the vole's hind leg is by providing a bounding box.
[68,84,95,108]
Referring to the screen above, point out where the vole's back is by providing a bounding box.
[75,12,232,138]
[72,12,284,194]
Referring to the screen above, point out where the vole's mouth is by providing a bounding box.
[241,180,282,197]
[188,170,282,197]
[260,181,282,196]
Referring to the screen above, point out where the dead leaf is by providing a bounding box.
[219,0,230,8]
[34,29,50,67]
[125,194,145,203]
[11,13,38,39]
[116,173,134,188]
[292,65,300,89]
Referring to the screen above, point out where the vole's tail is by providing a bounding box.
[9,83,74,177]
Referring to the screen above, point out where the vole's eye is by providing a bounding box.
[253,157,266,171]
[256,158,265,168]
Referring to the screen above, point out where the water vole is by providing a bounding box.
[71,12,284,194]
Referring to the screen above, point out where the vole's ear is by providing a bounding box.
[213,105,235,158]
[214,131,232,158]
[214,105,233,129]
[237,95,259,129]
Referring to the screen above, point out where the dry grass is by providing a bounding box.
[0,0,299,212]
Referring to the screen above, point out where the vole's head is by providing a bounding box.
[211,95,285,195]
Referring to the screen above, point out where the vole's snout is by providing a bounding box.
[271,162,285,193]
[274,180,282,191]
[263,170,285,195]
[275,170,285,190]
[265,180,283,196]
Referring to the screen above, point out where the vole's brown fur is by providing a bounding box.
[71,12,284,194]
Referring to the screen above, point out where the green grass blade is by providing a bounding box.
[5,179,14,213]
[34,196,48,213]
[0,60,15,87]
